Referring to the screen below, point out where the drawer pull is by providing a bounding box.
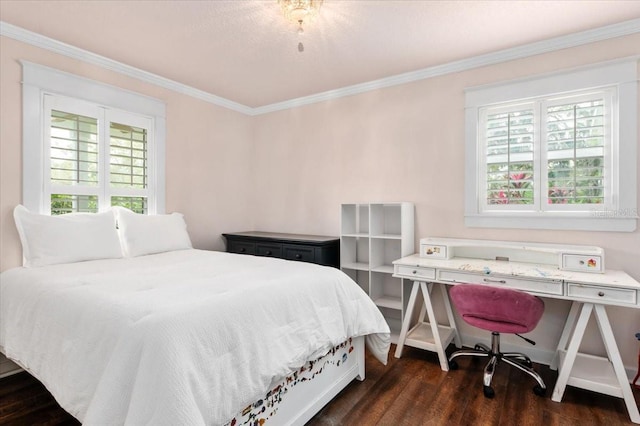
[598,291,605,297]
[240,248,246,253]
[295,254,302,259]
[266,250,272,255]
[483,278,507,284]
[412,270,417,274]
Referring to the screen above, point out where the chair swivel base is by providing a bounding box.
[448,332,546,398]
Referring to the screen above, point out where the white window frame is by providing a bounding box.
[22,61,166,214]
[465,58,638,232]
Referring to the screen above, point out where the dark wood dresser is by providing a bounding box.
[222,231,340,268]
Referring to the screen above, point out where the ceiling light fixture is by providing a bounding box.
[278,0,323,52]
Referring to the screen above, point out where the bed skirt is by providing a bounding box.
[226,336,365,426]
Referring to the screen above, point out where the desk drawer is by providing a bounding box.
[566,283,637,305]
[438,270,563,296]
[256,243,282,258]
[395,265,436,280]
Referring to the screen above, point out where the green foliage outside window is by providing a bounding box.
[487,163,534,205]
[111,196,147,214]
[51,194,147,215]
[548,157,604,204]
[51,194,98,215]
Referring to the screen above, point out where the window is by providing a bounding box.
[45,96,153,214]
[480,89,613,211]
[465,59,637,232]
[22,62,166,215]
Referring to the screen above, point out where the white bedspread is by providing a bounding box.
[0,249,390,425]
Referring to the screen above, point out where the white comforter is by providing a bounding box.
[0,249,390,425]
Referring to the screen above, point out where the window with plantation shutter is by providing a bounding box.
[479,91,613,213]
[50,110,99,188]
[22,62,165,217]
[483,105,535,208]
[107,113,152,214]
[110,123,147,190]
[43,95,155,215]
[49,109,100,214]
[544,94,608,207]
[465,60,637,232]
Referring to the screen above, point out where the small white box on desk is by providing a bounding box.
[561,253,604,273]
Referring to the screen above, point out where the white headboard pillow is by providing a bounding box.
[13,205,123,267]
[114,207,193,257]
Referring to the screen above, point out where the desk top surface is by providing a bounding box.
[394,254,640,290]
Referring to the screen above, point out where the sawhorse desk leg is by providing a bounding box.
[550,301,581,371]
[394,280,460,371]
[552,302,640,424]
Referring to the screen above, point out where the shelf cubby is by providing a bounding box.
[370,272,402,310]
[370,203,403,238]
[340,202,414,343]
[370,238,402,273]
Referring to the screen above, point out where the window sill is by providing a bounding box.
[465,213,637,232]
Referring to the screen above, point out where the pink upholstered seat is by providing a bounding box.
[447,283,546,398]
[449,284,544,334]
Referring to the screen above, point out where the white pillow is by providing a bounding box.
[13,205,123,267]
[114,207,192,257]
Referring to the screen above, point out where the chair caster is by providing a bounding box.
[448,360,458,370]
[533,384,546,397]
[483,385,495,398]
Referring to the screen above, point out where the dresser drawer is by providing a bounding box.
[567,283,637,305]
[438,270,563,296]
[256,243,282,258]
[394,265,436,280]
[283,245,315,263]
[228,241,256,255]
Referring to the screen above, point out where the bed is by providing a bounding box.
[0,207,391,425]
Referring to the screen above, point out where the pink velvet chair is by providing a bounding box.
[447,284,547,398]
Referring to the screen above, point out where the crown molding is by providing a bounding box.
[0,21,254,116]
[253,18,640,114]
[2,18,639,116]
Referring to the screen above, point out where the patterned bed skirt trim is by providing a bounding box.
[226,338,354,426]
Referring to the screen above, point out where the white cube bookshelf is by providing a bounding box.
[340,202,414,341]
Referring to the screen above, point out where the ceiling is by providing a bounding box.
[1,1,640,109]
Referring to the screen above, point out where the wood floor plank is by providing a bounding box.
[327,351,425,424]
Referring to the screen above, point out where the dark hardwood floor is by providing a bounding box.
[0,371,79,426]
[308,345,640,425]
[1,345,638,425]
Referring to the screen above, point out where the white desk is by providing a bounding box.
[393,253,640,424]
